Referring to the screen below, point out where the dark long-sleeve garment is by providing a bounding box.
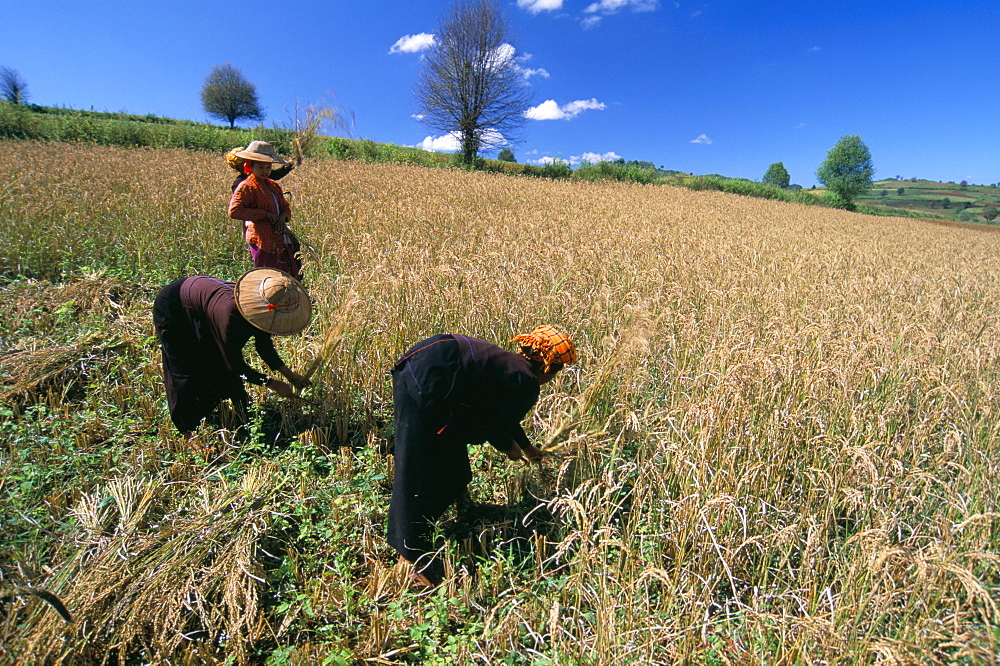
[152,276,284,433]
[387,334,540,562]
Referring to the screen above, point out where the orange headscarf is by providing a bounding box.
[512,325,576,372]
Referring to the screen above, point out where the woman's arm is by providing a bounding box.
[251,333,309,396]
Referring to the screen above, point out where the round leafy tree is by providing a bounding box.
[816,135,875,207]
[762,162,790,188]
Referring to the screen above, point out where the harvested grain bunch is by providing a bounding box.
[0,334,131,407]
[16,465,288,664]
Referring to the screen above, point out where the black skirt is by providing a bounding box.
[386,335,473,561]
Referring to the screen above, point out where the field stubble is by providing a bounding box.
[1,141,999,663]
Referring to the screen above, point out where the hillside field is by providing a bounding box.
[2,141,1000,664]
[856,179,1000,225]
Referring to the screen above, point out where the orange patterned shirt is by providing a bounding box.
[228,174,292,254]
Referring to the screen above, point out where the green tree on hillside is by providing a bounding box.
[0,65,29,105]
[983,206,999,223]
[415,0,532,165]
[816,135,874,208]
[762,162,790,188]
[200,63,264,128]
[497,147,516,162]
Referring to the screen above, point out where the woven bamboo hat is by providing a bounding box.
[234,140,288,165]
[234,268,311,336]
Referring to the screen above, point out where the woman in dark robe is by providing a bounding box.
[387,325,577,586]
[152,268,311,438]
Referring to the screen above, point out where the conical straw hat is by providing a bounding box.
[234,140,288,165]
[234,268,311,336]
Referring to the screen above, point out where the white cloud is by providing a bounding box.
[530,152,621,167]
[479,129,506,149]
[526,98,606,120]
[580,0,657,27]
[690,134,713,145]
[389,33,436,54]
[414,129,506,153]
[392,33,545,82]
[519,54,551,80]
[518,0,563,13]
[492,43,517,67]
[578,151,622,164]
[795,122,806,130]
[806,46,821,53]
[521,67,550,79]
[525,100,567,120]
[564,99,606,115]
[484,43,544,81]
[584,0,658,15]
[416,133,461,152]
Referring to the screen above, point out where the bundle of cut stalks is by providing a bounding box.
[13,464,289,665]
[289,102,352,165]
[0,334,130,407]
[56,277,145,317]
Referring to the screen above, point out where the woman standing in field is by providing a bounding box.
[152,268,311,439]
[228,141,303,281]
[388,325,576,586]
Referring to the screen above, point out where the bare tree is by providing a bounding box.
[200,63,264,128]
[415,0,532,164]
[0,66,29,105]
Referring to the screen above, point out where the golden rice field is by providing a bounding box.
[2,140,1000,664]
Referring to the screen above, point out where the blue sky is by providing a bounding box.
[5,1,999,186]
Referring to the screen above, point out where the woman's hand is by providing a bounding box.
[520,443,544,463]
[278,369,310,392]
[267,378,296,398]
[505,443,544,463]
[279,367,310,392]
[265,212,288,228]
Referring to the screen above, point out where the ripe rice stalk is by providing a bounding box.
[303,293,360,381]
[0,334,131,408]
[12,464,288,665]
[543,310,656,449]
[288,101,352,163]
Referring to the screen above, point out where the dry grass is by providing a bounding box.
[1,140,999,663]
[0,335,132,408]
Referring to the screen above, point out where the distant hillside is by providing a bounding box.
[855,179,1000,225]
